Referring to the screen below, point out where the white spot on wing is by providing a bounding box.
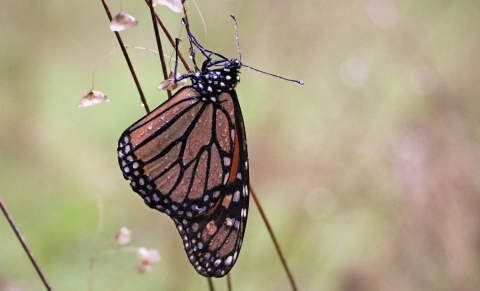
[233,191,240,202]
[223,173,229,185]
[192,223,199,232]
[241,208,247,217]
[224,157,231,166]
[225,256,233,266]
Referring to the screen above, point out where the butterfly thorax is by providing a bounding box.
[190,59,241,97]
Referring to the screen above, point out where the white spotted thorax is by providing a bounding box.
[190,59,242,97]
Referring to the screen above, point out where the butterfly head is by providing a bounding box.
[191,58,242,96]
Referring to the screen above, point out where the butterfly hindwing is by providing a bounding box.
[173,90,249,277]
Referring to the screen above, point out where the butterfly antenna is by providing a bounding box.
[230,14,242,62]
[242,64,304,85]
[182,18,229,62]
[229,15,302,85]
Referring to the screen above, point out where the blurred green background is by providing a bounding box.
[1,0,480,290]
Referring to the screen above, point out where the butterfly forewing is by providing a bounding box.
[118,87,237,218]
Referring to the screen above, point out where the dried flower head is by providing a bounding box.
[136,247,161,273]
[153,0,183,13]
[157,71,187,91]
[110,12,138,32]
[114,227,131,245]
[78,90,109,107]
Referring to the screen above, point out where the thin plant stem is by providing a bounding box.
[147,0,172,99]
[0,199,53,291]
[207,277,215,291]
[91,48,119,89]
[100,0,150,114]
[109,267,132,291]
[226,273,232,291]
[145,0,191,72]
[249,184,299,291]
[191,0,207,45]
[88,192,104,291]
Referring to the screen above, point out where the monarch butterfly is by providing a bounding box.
[117,15,302,277]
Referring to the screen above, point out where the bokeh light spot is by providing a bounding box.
[366,0,398,28]
[339,57,370,88]
[304,187,337,219]
[409,65,438,95]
